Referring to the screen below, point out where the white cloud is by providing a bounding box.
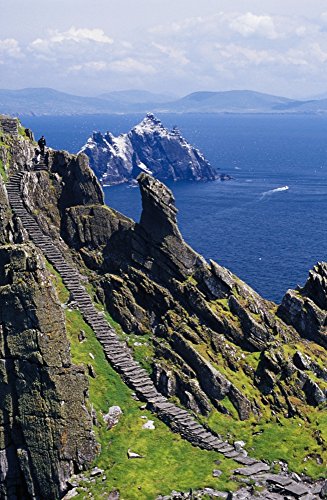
[30,26,113,53]
[215,44,279,66]
[149,16,207,36]
[2,13,327,97]
[110,58,156,75]
[69,61,108,72]
[52,27,113,44]
[0,38,22,58]
[229,12,278,39]
[31,26,113,49]
[152,43,189,65]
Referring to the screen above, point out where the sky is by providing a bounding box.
[2,0,327,98]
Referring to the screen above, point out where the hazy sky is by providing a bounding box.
[2,0,327,97]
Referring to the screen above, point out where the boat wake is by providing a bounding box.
[260,185,289,199]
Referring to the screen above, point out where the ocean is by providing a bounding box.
[22,113,327,303]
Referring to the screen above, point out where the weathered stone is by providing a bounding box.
[103,406,123,429]
[234,441,246,451]
[320,480,327,498]
[0,244,97,498]
[293,351,311,371]
[142,420,155,430]
[302,378,326,405]
[90,467,104,477]
[235,462,270,476]
[62,488,79,499]
[278,269,327,349]
[87,363,97,378]
[283,481,310,497]
[108,490,120,500]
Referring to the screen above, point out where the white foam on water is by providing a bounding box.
[260,185,289,199]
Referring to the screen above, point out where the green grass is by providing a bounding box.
[18,123,27,138]
[0,159,8,183]
[206,408,326,480]
[46,260,326,494]
[47,262,239,499]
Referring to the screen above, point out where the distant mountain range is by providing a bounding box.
[1,87,327,116]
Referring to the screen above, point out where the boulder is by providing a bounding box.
[103,406,123,429]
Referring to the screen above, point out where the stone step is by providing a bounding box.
[131,379,155,390]
[115,361,136,371]
[140,389,159,399]
[204,435,220,445]
[148,395,167,404]
[217,444,235,453]
[119,366,147,378]
[77,301,94,308]
[190,427,211,439]
[224,450,241,459]
[111,353,131,363]
[235,462,270,476]
[129,374,152,385]
[155,401,177,411]
[170,413,195,424]
[282,482,310,498]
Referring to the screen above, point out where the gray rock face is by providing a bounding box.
[80,113,218,185]
[278,263,327,349]
[0,244,96,499]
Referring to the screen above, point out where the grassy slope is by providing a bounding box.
[206,408,326,479]
[47,263,238,499]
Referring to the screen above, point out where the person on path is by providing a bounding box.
[38,135,46,156]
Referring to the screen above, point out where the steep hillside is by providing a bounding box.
[0,116,326,499]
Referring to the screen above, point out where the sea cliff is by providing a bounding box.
[0,116,325,499]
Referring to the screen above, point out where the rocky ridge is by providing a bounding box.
[80,113,219,185]
[0,116,326,498]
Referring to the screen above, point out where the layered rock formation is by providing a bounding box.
[79,113,218,185]
[0,245,96,499]
[278,262,327,349]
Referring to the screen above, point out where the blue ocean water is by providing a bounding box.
[22,113,327,302]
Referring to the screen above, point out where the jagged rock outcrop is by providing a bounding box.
[278,262,327,348]
[0,244,96,499]
[79,113,218,185]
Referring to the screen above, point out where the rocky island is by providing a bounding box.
[0,115,326,499]
[80,113,219,185]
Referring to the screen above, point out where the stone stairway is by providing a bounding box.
[34,153,48,171]
[6,170,322,499]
